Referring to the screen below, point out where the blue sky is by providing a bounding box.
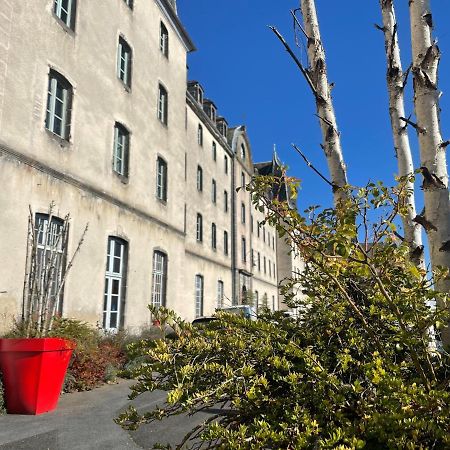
[178,0,450,215]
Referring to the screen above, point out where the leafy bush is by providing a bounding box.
[116,180,450,449]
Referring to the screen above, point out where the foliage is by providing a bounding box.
[116,177,450,449]
[0,375,5,415]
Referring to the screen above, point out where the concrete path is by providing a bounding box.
[0,380,215,449]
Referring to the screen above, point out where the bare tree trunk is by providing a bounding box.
[299,0,348,205]
[379,0,424,267]
[409,0,450,337]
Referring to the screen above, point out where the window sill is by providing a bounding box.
[45,129,71,148]
[113,171,129,185]
[156,197,167,205]
[52,14,76,36]
[117,78,132,93]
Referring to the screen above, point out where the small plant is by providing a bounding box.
[19,203,88,337]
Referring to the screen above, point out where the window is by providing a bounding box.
[160,22,169,57]
[269,260,272,277]
[251,215,254,233]
[211,223,217,250]
[240,143,246,160]
[117,37,132,88]
[272,236,275,249]
[268,232,271,247]
[258,252,261,271]
[113,123,130,177]
[217,281,224,309]
[197,165,203,191]
[251,249,255,267]
[123,0,133,9]
[263,227,266,243]
[156,157,168,201]
[158,84,168,125]
[224,190,228,213]
[264,256,266,274]
[241,172,245,187]
[255,291,259,311]
[242,237,247,263]
[241,202,246,224]
[196,214,203,242]
[211,179,217,203]
[45,70,72,140]
[34,213,66,314]
[224,155,228,174]
[54,0,76,30]
[273,263,276,278]
[195,275,204,318]
[257,221,260,238]
[198,124,203,146]
[103,237,127,330]
[212,142,217,161]
[224,231,229,255]
[151,251,167,309]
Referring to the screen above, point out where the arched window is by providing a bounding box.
[240,143,246,160]
[217,281,224,309]
[103,237,128,330]
[224,231,229,255]
[241,202,246,224]
[46,70,73,140]
[196,214,203,242]
[156,156,168,201]
[195,275,204,317]
[198,124,203,146]
[117,37,132,87]
[160,22,169,57]
[211,223,217,249]
[197,165,203,191]
[158,84,168,125]
[151,251,167,309]
[113,123,130,177]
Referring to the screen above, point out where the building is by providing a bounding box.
[0,0,297,334]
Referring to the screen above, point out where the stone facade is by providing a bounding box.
[0,0,296,333]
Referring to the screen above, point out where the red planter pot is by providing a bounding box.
[0,338,75,415]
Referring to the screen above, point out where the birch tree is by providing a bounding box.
[270,1,348,206]
[408,0,450,304]
[378,0,424,267]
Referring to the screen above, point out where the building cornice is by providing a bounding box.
[185,248,232,271]
[0,141,185,237]
[156,0,196,52]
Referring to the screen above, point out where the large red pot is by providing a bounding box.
[0,338,75,415]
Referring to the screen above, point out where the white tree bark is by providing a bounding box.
[379,0,424,267]
[409,0,450,337]
[299,0,348,205]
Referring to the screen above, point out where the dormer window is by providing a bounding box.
[210,105,216,122]
[240,144,246,160]
[217,118,228,138]
[197,86,204,104]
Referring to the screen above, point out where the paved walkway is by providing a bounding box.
[0,380,212,449]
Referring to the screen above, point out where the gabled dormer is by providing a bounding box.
[187,81,204,105]
[203,99,217,123]
[216,117,228,138]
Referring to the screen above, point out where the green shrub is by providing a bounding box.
[116,181,450,449]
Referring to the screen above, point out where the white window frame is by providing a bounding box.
[160,22,169,57]
[196,214,203,242]
[35,213,66,314]
[158,84,168,125]
[197,166,203,191]
[113,123,129,177]
[103,237,127,331]
[54,0,76,29]
[151,251,167,309]
[156,157,168,201]
[46,71,72,140]
[195,275,204,318]
[117,37,132,87]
